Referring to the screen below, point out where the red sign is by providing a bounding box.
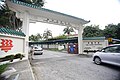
[0,39,13,52]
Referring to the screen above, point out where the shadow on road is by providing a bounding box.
[101,63,120,71]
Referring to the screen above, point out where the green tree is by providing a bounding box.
[116,23,120,39]
[63,26,74,38]
[36,33,42,41]
[48,34,67,41]
[0,3,22,31]
[43,29,52,40]
[29,33,42,41]
[55,34,67,39]
[0,0,45,30]
[29,35,36,41]
[83,25,103,37]
[103,23,120,39]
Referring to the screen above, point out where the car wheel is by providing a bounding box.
[94,57,101,65]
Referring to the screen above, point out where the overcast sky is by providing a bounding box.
[29,0,120,37]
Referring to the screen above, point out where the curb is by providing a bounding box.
[27,60,35,80]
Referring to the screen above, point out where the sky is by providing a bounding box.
[29,0,120,37]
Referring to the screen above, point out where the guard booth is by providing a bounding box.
[67,43,78,54]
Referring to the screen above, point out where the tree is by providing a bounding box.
[29,35,36,41]
[0,3,22,31]
[43,29,52,40]
[36,33,42,41]
[83,25,103,37]
[63,26,74,38]
[0,0,45,31]
[116,23,120,39]
[48,34,67,41]
[103,23,120,39]
[29,33,42,41]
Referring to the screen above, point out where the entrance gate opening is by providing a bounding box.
[6,0,89,59]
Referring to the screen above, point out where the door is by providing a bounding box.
[101,45,120,65]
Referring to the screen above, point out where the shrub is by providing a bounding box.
[5,55,14,62]
[14,53,24,60]
[0,64,8,75]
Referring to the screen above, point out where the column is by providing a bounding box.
[22,12,29,59]
[78,26,84,54]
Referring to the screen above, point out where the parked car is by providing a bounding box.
[33,46,43,55]
[93,44,120,66]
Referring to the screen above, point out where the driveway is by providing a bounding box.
[31,50,120,80]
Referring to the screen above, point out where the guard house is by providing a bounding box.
[6,0,89,58]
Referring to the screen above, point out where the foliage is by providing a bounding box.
[83,24,120,39]
[0,64,8,75]
[0,0,45,31]
[0,54,25,62]
[5,55,14,62]
[83,25,104,37]
[103,23,120,39]
[43,29,52,40]
[55,34,67,39]
[0,3,22,31]
[29,33,42,41]
[14,54,24,60]
[63,27,74,35]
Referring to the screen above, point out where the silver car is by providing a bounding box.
[93,44,120,66]
[33,46,43,55]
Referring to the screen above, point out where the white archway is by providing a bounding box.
[6,0,89,58]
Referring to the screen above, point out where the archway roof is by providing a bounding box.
[6,0,89,28]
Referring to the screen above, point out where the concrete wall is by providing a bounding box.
[0,34,25,58]
[83,40,108,51]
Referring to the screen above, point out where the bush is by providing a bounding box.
[0,64,8,75]
[14,54,24,60]
[0,53,25,62]
[5,55,14,62]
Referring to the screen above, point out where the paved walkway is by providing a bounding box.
[8,60,35,80]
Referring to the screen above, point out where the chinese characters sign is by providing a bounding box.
[0,39,13,52]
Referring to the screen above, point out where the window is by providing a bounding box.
[104,46,120,53]
[91,42,93,45]
[98,42,99,44]
[88,42,89,44]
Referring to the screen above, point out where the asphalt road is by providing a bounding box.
[31,50,120,80]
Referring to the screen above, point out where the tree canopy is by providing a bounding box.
[43,29,53,40]
[0,3,22,31]
[0,0,45,31]
[83,23,120,39]
[29,33,42,41]
[103,23,120,39]
[83,25,103,37]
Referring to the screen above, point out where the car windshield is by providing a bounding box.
[34,47,38,49]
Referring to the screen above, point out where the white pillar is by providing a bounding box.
[78,26,84,54]
[22,12,29,59]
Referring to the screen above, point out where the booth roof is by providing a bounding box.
[7,0,90,25]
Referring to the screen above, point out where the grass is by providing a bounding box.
[0,64,8,75]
